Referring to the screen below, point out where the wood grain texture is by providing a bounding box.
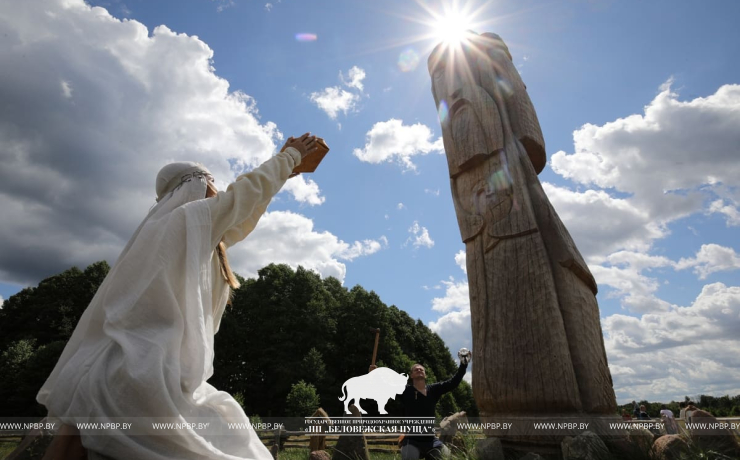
[428,32,616,417]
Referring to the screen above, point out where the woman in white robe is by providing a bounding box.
[36,134,317,459]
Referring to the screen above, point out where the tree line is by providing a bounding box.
[0,261,477,420]
[620,395,740,418]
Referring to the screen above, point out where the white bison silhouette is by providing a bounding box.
[338,367,408,414]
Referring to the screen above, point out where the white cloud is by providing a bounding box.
[310,66,366,119]
[280,175,325,206]
[117,4,132,17]
[431,277,469,313]
[340,66,366,91]
[353,119,444,171]
[591,251,676,313]
[454,250,466,274]
[551,82,740,229]
[227,211,387,282]
[309,87,359,120]
[0,295,5,308]
[424,188,440,196]
[676,244,740,280]
[543,82,740,315]
[336,236,388,260]
[543,183,666,262]
[60,80,73,99]
[541,83,740,316]
[609,365,636,376]
[428,309,472,354]
[589,244,740,313]
[605,251,674,272]
[0,0,316,285]
[264,3,273,12]
[428,252,471,357]
[212,0,235,12]
[591,264,674,314]
[603,282,740,403]
[397,203,405,210]
[709,199,740,227]
[406,221,434,249]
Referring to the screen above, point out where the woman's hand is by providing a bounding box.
[281,133,318,159]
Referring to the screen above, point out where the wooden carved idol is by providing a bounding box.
[427,33,617,425]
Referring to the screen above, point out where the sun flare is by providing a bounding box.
[432,11,473,45]
[358,0,498,73]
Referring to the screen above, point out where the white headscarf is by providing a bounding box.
[101,161,213,276]
[155,161,212,201]
[38,161,272,459]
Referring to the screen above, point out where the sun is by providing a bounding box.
[352,0,499,73]
[432,11,474,45]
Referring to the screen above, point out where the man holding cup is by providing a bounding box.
[370,348,471,459]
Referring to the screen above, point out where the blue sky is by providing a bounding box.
[0,0,738,404]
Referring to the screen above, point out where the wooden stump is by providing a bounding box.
[309,408,331,452]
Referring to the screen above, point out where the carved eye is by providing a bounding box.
[448,97,466,118]
[433,66,446,83]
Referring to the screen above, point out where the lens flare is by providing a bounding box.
[398,48,421,72]
[438,100,449,124]
[497,76,513,98]
[488,170,511,192]
[295,33,317,42]
[488,151,514,193]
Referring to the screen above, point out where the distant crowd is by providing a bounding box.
[621,400,706,434]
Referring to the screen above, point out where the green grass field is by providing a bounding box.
[0,440,22,459]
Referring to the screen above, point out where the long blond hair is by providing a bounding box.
[206,182,241,290]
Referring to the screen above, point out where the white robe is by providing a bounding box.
[37,148,301,460]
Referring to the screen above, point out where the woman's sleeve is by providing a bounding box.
[209,147,301,249]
